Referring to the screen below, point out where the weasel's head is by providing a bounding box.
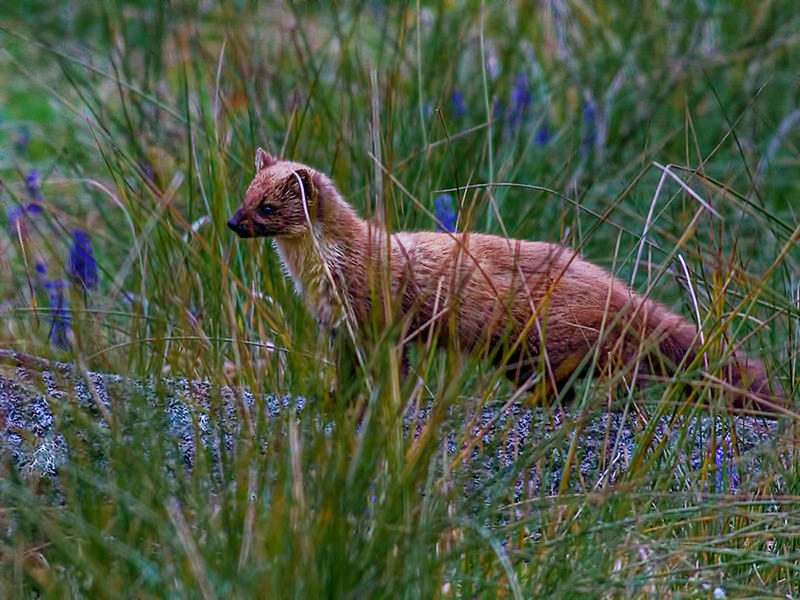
[227,148,318,239]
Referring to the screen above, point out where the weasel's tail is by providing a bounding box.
[634,297,784,414]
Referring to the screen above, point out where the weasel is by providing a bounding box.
[228,149,782,412]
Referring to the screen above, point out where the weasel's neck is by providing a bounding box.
[272,195,370,325]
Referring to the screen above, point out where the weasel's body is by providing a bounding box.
[228,150,781,411]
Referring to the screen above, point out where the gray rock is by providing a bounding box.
[0,349,783,496]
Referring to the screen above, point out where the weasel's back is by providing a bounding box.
[394,231,779,410]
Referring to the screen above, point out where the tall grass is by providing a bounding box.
[1,1,799,597]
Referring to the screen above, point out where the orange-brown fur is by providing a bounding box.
[228,149,782,412]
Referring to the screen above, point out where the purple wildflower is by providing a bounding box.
[35,261,47,275]
[535,122,550,145]
[492,98,504,121]
[512,75,532,109]
[434,195,456,233]
[45,279,71,350]
[509,74,532,129]
[452,89,467,118]
[67,229,99,291]
[6,206,25,234]
[25,170,43,202]
[6,202,42,238]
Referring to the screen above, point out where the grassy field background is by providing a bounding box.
[1,1,800,597]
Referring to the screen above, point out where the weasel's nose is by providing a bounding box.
[227,209,244,234]
[227,210,252,237]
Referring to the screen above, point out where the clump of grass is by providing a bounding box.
[1,2,799,597]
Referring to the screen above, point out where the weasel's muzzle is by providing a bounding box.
[227,209,253,238]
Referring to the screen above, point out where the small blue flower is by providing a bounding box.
[492,98,504,121]
[67,229,99,291]
[535,122,550,146]
[452,89,467,118]
[45,279,71,350]
[6,202,42,238]
[25,170,42,202]
[512,75,532,107]
[35,261,47,275]
[434,195,456,233]
[6,206,24,234]
[510,74,532,129]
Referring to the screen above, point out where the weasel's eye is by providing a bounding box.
[257,204,275,217]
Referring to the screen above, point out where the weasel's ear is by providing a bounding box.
[288,169,316,202]
[255,147,275,172]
